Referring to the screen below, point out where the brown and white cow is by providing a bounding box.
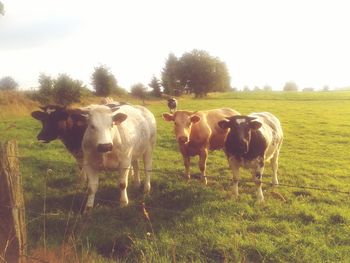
[162,108,240,184]
[80,104,156,211]
[218,112,283,202]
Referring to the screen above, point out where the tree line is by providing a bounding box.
[0,48,332,106]
[0,49,232,105]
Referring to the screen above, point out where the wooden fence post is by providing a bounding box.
[0,140,27,263]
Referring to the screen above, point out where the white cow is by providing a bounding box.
[80,104,156,212]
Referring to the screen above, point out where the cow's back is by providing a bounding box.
[132,105,157,146]
[191,108,240,150]
[114,105,156,157]
[250,112,283,160]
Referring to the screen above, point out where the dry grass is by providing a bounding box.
[0,91,38,119]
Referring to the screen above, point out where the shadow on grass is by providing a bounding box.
[26,175,219,260]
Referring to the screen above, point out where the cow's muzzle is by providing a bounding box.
[97,143,113,153]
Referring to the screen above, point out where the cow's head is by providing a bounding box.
[162,111,200,144]
[81,105,127,153]
[218,116,262,154]
[31,105,70,143]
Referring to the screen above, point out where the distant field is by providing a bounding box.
[1,91,350,262]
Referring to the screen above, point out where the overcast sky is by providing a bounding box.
[1,0,350,91]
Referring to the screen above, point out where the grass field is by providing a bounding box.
[1,91,350,262]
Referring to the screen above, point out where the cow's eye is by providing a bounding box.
[90,125,96,130]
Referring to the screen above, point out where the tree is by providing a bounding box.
[0,1,4,16]
[0,76,18,90]
[148,76,162,97]
[91,65,119,96]
[177,49,230,97]
[52,74,83,106]
[131,83,147,104]
[243,86,250,92]
[322,85,329,92]
[263,85,272,92]
[283,81,298,92]
[210,60,231,93]
[254,86,261,92]
[35,74,54,104]
[161,53,181,95]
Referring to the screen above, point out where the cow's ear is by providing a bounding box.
[218,120,230,129]
[113,113,127,124]
[162,113,174,121]
[190,115,200,123]
[70,113,88,126]
[31,111,47,121]
[249,121,262,130]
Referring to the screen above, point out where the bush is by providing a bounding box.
[0,76,18,91]
[32,73,86,106]
[131,83,147,103]
[52,74,83,106]
[91,65,126,96]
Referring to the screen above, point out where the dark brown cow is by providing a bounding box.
[31,105,87,179]
[163,108,240,184]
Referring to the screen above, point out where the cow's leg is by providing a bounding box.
[198,148,208,185]
[252,161,265,202]
[79,166,87,185]
[132,159,141,188]
[183,155,190,179]
[77,160,87,184]
[271,150,280,186]
[84,165,99,213]
[228,157,240,197]
[119,161,131,207]
[143,148,152,193]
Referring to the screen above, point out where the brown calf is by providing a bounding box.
[163,108,240,184]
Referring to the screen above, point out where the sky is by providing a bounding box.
[1,0,350,91]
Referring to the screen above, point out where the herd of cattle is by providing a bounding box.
[31,98,283,212]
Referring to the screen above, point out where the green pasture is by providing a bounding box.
[1,91,350,262]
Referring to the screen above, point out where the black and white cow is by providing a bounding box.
[218,112,283,202]
[167,98,178,113]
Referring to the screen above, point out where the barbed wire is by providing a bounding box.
[4,148,350,193]
[2,155,349,196]
[1,177,348,224]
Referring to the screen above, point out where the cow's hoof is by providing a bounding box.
[257,198,265,204]
[82,206,93,215]
[184,174,191,180]
[120,200,129,207]
[201,177,208,185]
[272,180,279,187]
